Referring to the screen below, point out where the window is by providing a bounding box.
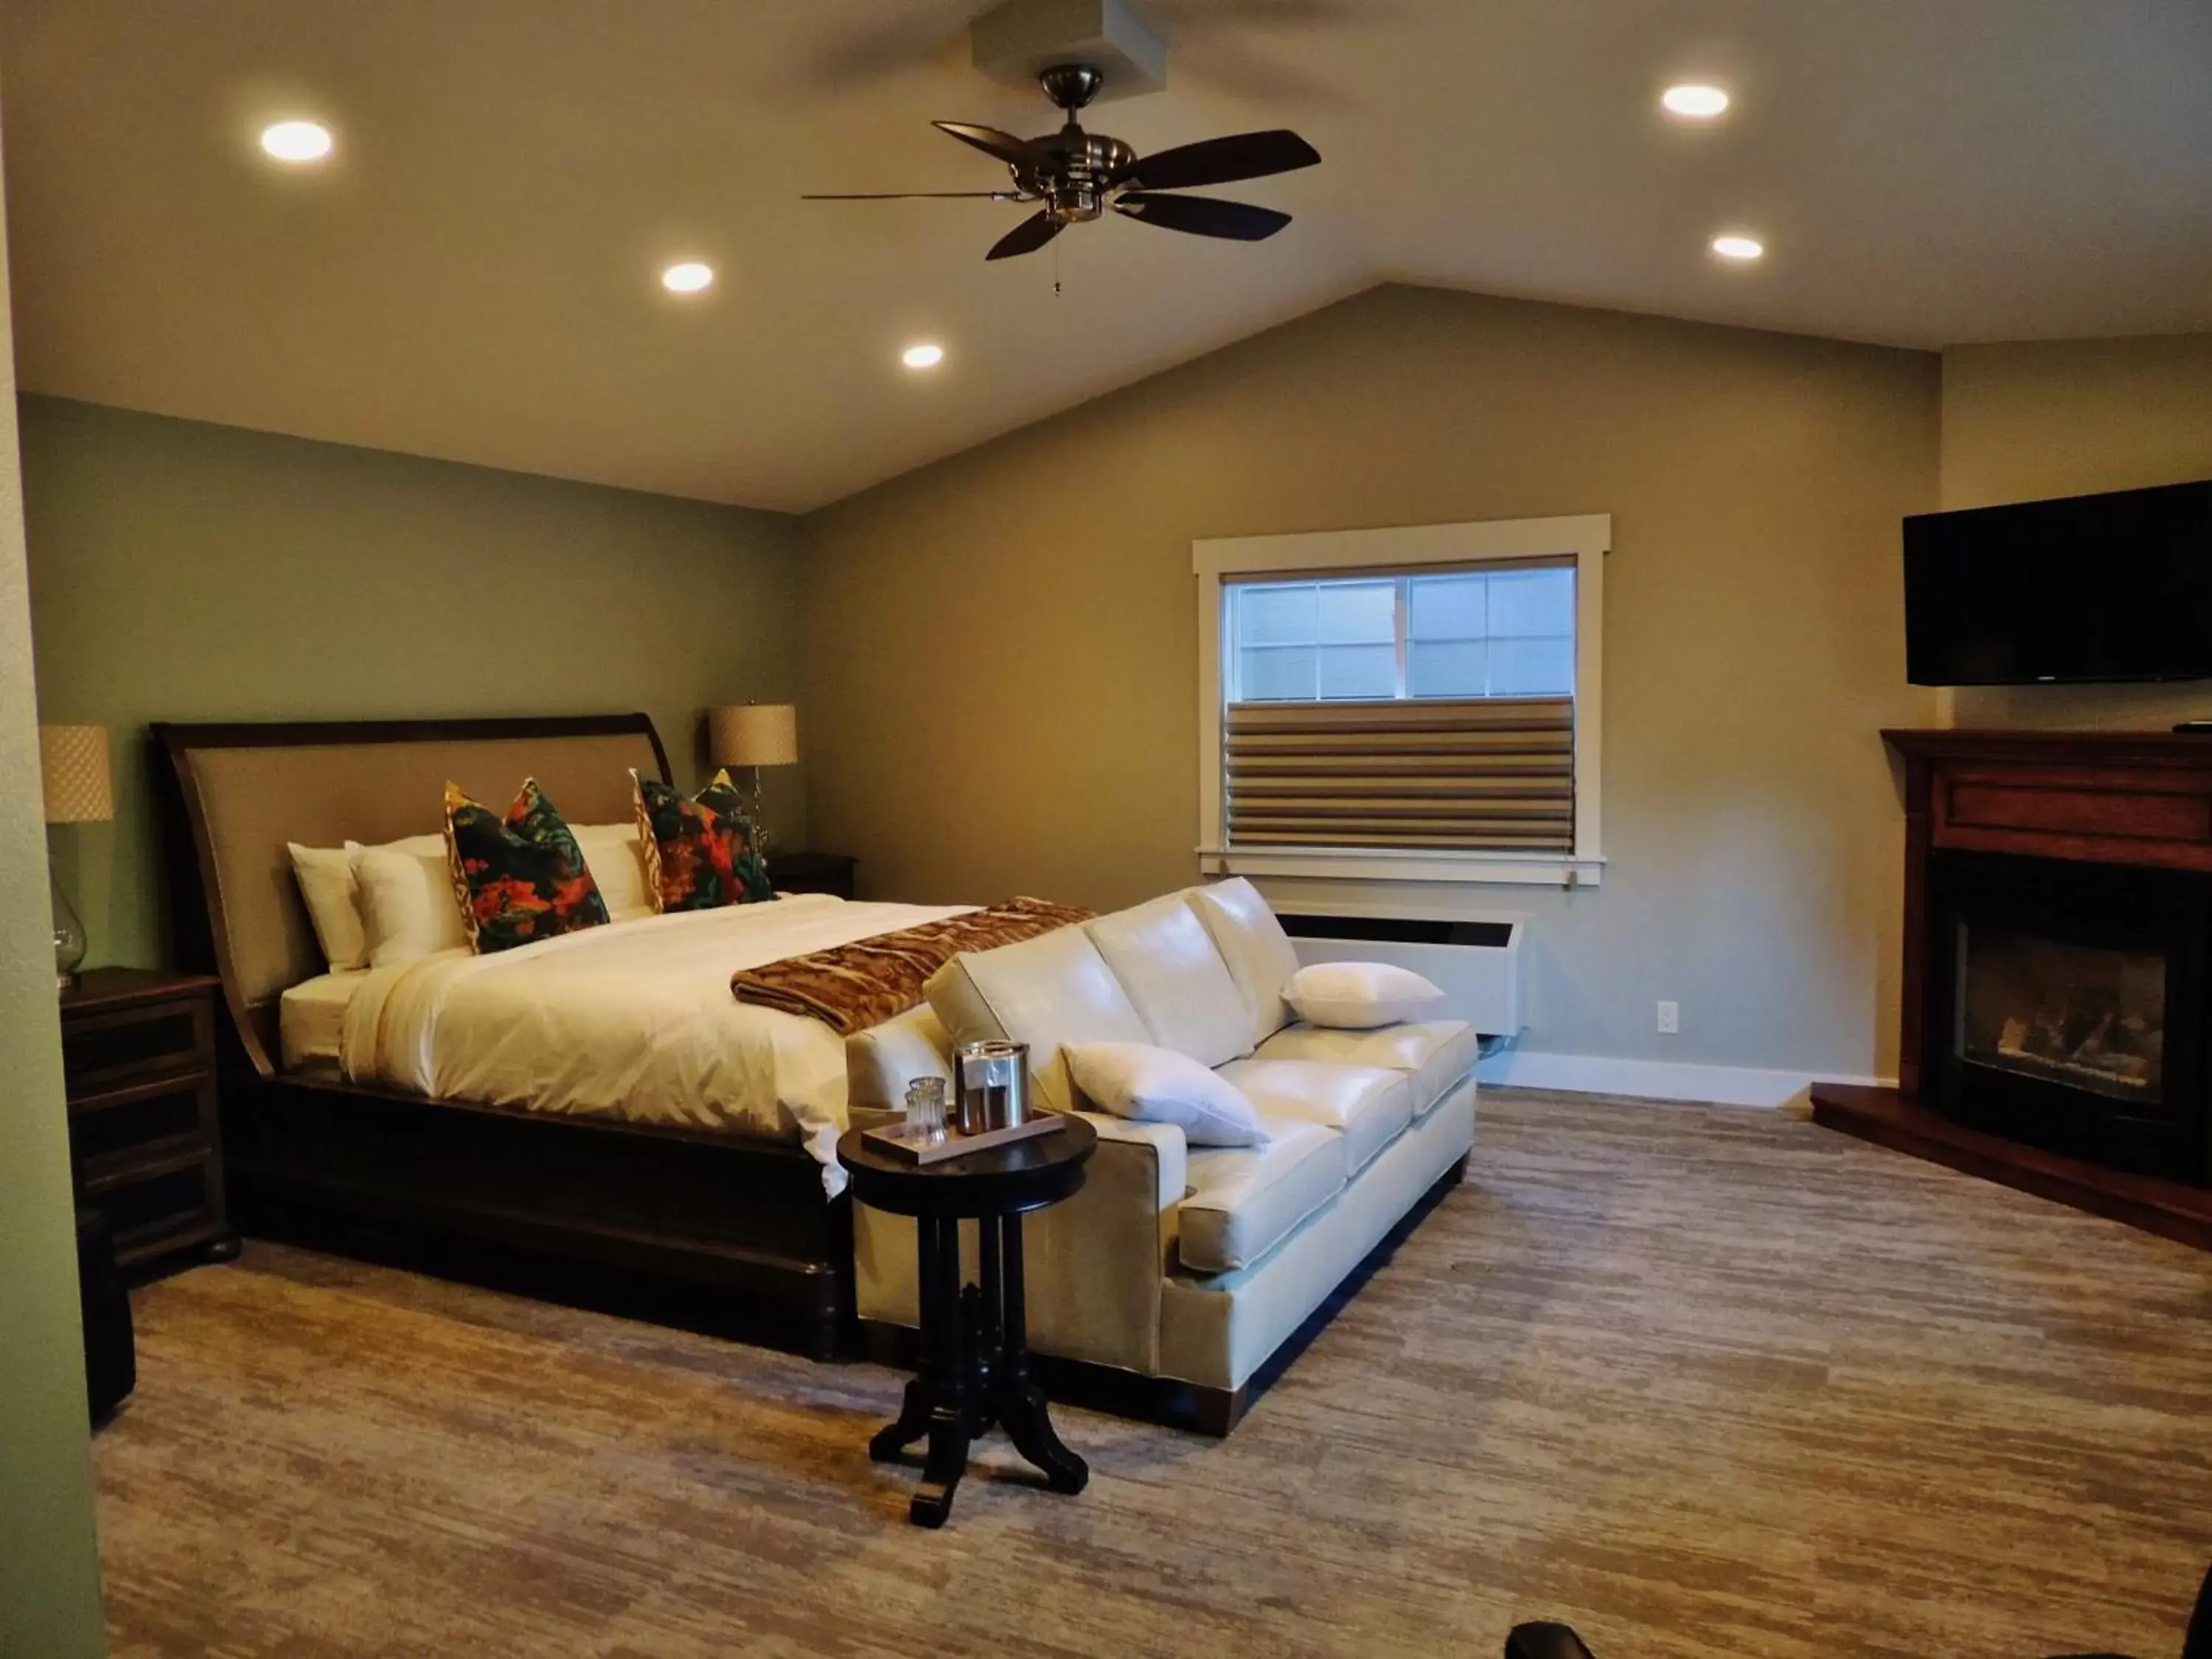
[1228,566,1576,703]
[1194,516,1607,889]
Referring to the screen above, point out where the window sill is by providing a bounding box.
[1197,846,1604,889]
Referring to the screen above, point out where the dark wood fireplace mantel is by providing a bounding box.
[1885,727,2212,1099]
[1811,727,2212,1250]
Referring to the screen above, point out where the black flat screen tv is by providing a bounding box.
[1904,479,2212,686]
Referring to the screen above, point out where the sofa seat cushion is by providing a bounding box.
[1253,1020,1480,1117]
[1178,1119,1345,1274]
[1087,893,1253,1068]
[1215,1059,1413,1174]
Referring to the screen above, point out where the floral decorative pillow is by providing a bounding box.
[442,778,610,953]
[632,768,775,912]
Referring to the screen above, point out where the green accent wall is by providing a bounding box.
[21,395,805,970]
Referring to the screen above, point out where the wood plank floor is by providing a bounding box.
[95,1091,2212,1658]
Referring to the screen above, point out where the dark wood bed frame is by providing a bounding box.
[153,714,854,1361]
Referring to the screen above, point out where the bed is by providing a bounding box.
[156,713,929,1359]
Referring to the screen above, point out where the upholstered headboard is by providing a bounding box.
[154,714,672,1079]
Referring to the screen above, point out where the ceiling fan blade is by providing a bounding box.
[933,122,1045,167]
[801,191,1025,201]
[1113,192,1292,242]
[1112,129,1319,191]
[986,211,1063,260]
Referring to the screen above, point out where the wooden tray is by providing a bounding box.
[861,1112,1068,1166]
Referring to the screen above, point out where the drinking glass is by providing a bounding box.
[904,1077,948,1144]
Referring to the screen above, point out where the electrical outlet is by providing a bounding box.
[1656,1000,1680,1035]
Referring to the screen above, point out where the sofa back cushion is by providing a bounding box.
[1085,893,1254,1069]
[925,924,1150,1113]
[1186,877,1301,1048]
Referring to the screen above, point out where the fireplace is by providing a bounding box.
[1812,729,2212,1250]
[1928,851,2206,1181]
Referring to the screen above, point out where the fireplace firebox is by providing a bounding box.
[1928,851,2207,1181]
[1812,729,2212,1250]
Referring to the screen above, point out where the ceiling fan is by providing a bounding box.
[804,64,1320,261]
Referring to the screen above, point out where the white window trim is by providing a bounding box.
[1194,513,1610,889]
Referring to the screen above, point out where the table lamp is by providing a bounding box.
[41,723,113,988]
[707,703,797,855]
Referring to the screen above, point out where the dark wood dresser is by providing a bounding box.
[60,967,240,1280]
[768,852,858,900]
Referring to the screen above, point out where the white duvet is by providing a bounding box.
[340,894,970,1194]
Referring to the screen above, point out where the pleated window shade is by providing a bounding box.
[1224,696,1576,852]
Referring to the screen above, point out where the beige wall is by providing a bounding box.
[804,284,1940,1078]
[1940,334,2212,730]
[0,128,109,1659]
[23,396,806,969]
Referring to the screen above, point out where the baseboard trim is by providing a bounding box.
[1478,1048,1896,1110]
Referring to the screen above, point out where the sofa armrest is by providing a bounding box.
[1080,1110,1188,1221]
[845,1005,954,1115]
[852,1109,1189,1377]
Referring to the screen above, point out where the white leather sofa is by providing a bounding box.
[846,877,1478,1433]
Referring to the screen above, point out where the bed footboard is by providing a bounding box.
[232,1076,854,1361]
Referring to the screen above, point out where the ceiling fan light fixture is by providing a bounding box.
[259,119,334,164]
[1711,234,1764,262]
[901,343,946,370]
[1661,84,1731,119]
[661,261,716,294]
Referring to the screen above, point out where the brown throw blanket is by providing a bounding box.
[730,897,1095,1036]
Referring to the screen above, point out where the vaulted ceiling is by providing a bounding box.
[4,0,2208,512]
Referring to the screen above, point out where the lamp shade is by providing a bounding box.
[40,725,114,824]
[709,704,798,768]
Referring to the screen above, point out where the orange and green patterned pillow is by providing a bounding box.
[442,778,610,953]
[632,768,775,913]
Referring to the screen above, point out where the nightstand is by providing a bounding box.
[768,852,858,900]
[59,967,238,1281]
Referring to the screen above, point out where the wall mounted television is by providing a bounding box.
[1904,479,2212,686]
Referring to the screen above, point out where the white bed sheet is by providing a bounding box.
[339,894,970,1194]
[279,970,369,1072]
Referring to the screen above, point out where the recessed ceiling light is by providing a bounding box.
[259,119,333,164]
[1661,84,1731,119]
[1711,234,1765,262]
[901,343,945,370]
[661,261,715,294]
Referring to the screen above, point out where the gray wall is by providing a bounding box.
[0,125,109,1659]
[1940,334,2212,731]
[804,284,1941,1082]
[22,396,806,969]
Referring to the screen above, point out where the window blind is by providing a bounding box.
[1223,695,1574,853]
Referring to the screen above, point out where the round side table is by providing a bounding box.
[838,1113,1097,1528]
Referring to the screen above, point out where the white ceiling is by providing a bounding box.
[3,0,2208,512]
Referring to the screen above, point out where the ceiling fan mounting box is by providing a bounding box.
[970,0,1167,102]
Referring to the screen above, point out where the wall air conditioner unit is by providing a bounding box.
[1281,914,1524,1043]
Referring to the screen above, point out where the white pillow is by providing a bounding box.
[352,835,468,967]
[1284,961,1445,1030]
[571,822,653,922]
[288,841,367,972]
[1063,1042,1269,1147]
